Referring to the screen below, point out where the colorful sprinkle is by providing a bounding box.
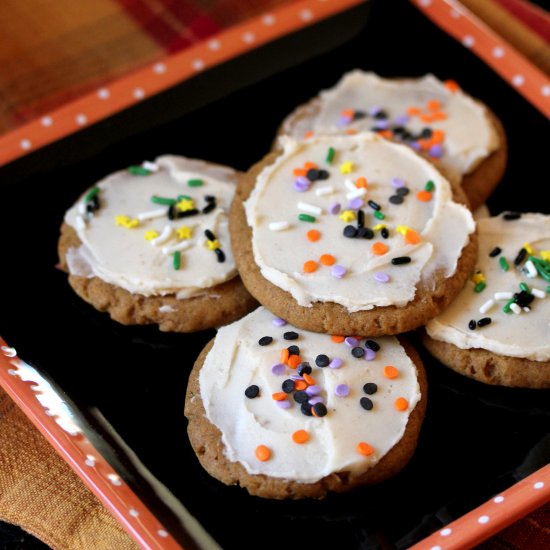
[272,317,287,327]
[176,225,192,239]
[294,177,310,192]
[272,392,287,401]
[329,202,341,215]
[307,229,321,242]
[499,257,510,271]
[339,161,354,174]
[255,445,271,461]
[374,271,390,283]
[144,230,159,241]
[173,251,181,271]
[329,358,343,369]
[326,147,335,164]
[269,221,290,231]
[417,190,432,202]
[187,178,203,187]
[339,210,356,222]
[364,348,376,361]
[320,254,336,266]
[331,265,346,278]
[292,430,309,444]
[331,335,345,343]
[405,230,421,244]
[298,213,316,223]
[84,186,100,202]
[128,165,151,176]
[115,215,139,228]
[303,260,318,273]
[383,366,399,379]
[372,242,389,255]
[474,282,487,293]
[151,195,176,206]
[271,363,286,376]
[335,384,350,397]
[276,400,291,409]
[394,397,409,411]
[357,442,374,457]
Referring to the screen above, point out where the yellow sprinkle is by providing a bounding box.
[541,251,550,261]
[339,210,356,222]
[177,198,195,212]
[177,225,193,240]
[115,215,139,228]
[339,161,354,174]
[373,224,386,231]
[206,239,220,250]
[522,242,534,255]
[396,225,411,236]
[144,230,159,241]
[472,272,486,284]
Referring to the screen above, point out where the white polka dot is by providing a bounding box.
[85,455,96,467]
[133,88,145,100]
[1,346,16,357]
[20,139,32,150]
[192,59,205,71]
[129,509,139,517]
[7,369,17,376]
[418,0,432,6]
[462,35,475,48]
[208,39,220,50]
[492,46,505,58]
[431,546,442,550]
[242,31,255,44]
[541,85,550,97]
[494,495,505,503]
[440,528,452,536]
[97,88,110,100]
[157,529,169,538]
[41,116,53,127]
[45,410,54,417]
[478,515,490,524]
[108,474,122,486]
[300,9,314,21]
[450,9,461,18]
[512,74,525,87]
[534,481,544,489]
[153,62,166,74]
[76,114,88,126]
[262,13,275,26]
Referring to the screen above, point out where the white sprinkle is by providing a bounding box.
[523,307,531,312]
[162,240,192,255]
[142,160,159,172]
[108,474,122,486]
[523,260,538,278]
[76,216,86,231]
[129,508,139,517]
[137,208,167,221]
[346,187,366,200]
[151,225,173,246]
[494,291,513,300]
[344,178,357,191]
[479,299,495,314]
[157,529,169,538]
[315,185,334,197]
[85,455,96,467]
[494,495,504,503]
[269,221,290,231]
[462,35,475,48]
[532,288,546,298]
[297,202,322,215]
[430,546,442,550]
[478,515,490,524]
[440,528,452,536]
[78,201,87,215]
[510,303,522,314]
[512,74,525,87]
[534,481,544,489]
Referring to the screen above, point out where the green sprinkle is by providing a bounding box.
[530,256,550,282]
[502,298,515,314]
[326,147,335,164]
[151,196,176,205]
[128,165,152,176]
[474,282,486,293]
[374,211,385,220]
[173,251,181,271]
[519,282,530,293]
[298,214,316,223]
[546,286,550,293]
[177,194,192,201]
[84,186,100,203]
[424,180,435,192]
[499,257,509,272]
[187,179,204,187]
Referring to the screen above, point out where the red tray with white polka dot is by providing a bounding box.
[0,1,549,549]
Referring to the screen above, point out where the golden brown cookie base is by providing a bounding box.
[184,338,427,499]
[422,332,550,388]
[58,223,257,332]
[229,152,478,336]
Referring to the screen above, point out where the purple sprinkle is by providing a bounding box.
[410,141,421,151]
[375,119,390,130]
[293,177,310,192]
[308,396,324,405]
[331,265,346,279]
[364,348,376,361]
[271,363,286,376]
[429,144,443,158]
[329,202,341,215]
[276,400,291,409]
[335,384,350,397]
[329,357,343,369]
[348,197,364,210]
[290,374,303,381]
[394,114,410,125]
[305,385,321,396]
[374,271,390,283]
[368,105,381,116]
[272,317,287,327]
[338,115,352,127]
[391,177,405,188]
[345,337,358,347]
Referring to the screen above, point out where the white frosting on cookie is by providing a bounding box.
[426,214,550,361]
[245,134,475,312]
[282,71,499,178]
[200,307,421,483]
[65,155,238,298]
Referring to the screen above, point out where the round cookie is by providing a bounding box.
[424,213,550,388]
[184,307,427,499]
[278,71,507,210]
[230,133,477,336]
[58,155,257,332]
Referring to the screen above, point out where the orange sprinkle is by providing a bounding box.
[288,355,301,369]
[427,99,441,112]
[432,129,445,143]
[307,229,321,242]
[303,130,314,140]
[320,254,335,266]
[405,229,421,245]
[417,139,431,151]
[272,392,287,401]
[303,373,316,386]
[305,161,317,170]
[280,348,289,364]
[303,260,318,273]
[433,111,447,120]
[255,445,271,461]
[292,430,310,444]
[372,242,389,255]
[378,130,393,139]
[331,335,345,343]
[407,106,420,116]
[394,397,409,411]
[420,114,435,123]
[417,190,433,202]
[444,79,460,93]
[293,168,307,177]
[383,365,399,379]
[355,177,367,189]
[345,128,358,135]
[341,108,354,117]
[356,442,374,456]
[294,380,307,391]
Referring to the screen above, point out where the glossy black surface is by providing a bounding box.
[0,1,548,548]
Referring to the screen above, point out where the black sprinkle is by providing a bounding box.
[205,195,216,203]
[393,126,405,135]
[297,362,312,376]
[168,205,176,220]
[477,317,492,327]
[468,320,477,330]
[381,227,389,239]
[317,169,330,180]
[306,168,319,181]
[313,403,327,417]
[214,248,226,263]
[368,200,381,211]
[421,127,433,138]
[389,195,404,205]
[396,187,410,197]
[365,340,380,352]
[360,227,375,239]
[177,208,199,218]
[357,210,365,228]
[204,229,216,241]
[282,379,295,393]
[352,347,365,358]
[354,110,367,120]
[503,212,521,221]
[360,397,374,411]
[202,202,216,214]
[245,385,259,398]
[374,110,388,119]
[363,383,378,395]
[344,225,358,238]
[258,336,273,346]
[514,291,534,308]
[391,256,412,265]
[489,247,502,258]
[294,391,309,404]
[514,248,527,266]
[315,354,330,368]
[284,331,299,340]
[287,345,300,356]
[301,402,313,416]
